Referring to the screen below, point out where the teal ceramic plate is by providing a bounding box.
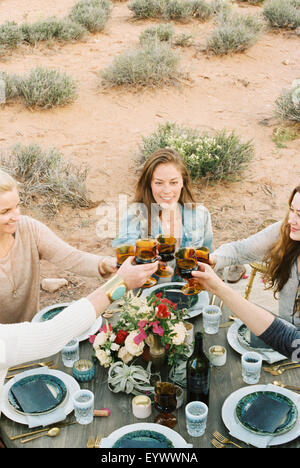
[113,430,174,448]
[237,323,272,352]
[235,391,298,436]
[41,306,67,321]
[8,374,68,416]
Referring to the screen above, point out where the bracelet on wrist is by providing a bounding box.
[100,274,128,303]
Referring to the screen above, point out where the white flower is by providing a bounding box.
[125,331,145,356]
[170,322,187,346]
[111,342,120,352]
[110,333,116,342]
[93,331,107,349]
[95,349,112,368]
[118,346,134,364]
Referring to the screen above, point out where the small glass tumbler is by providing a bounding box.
[241,351,262,384]
[202,305,221,335]
[61,338,79,368]
[185,401,208,437]
[72,359,95,382]
[72,389,94,425]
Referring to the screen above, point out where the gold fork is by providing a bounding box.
[268,364,300,376]
[86,436,95,448]
[6,364,58,379]
[263,361,296,373]
[8,360,54,372]
[95,435,102,448]
[211,439,226,448]
[213,431,242,448]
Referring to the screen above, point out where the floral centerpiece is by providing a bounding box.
[89,291,190,370]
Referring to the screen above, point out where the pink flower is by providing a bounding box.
[99,323,112,334]
[134,328,147,345]
[138,320,148,328]
[89,335,96,344]
[151,321,164,337]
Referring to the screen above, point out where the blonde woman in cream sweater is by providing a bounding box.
[0,169,118,324]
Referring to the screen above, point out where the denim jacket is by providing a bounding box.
[112,202,213,251]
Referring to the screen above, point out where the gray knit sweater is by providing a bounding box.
[213,221,300,325]
[259,317,300,360]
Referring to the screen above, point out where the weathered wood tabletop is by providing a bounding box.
[1,303,300,449]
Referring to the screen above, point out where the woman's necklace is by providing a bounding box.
[0,235,17,297]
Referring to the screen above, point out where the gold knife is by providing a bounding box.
[9,421,77,441]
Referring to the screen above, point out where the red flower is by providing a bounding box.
[156,303,170,319]
[115,330,129,345]
[161,298,177,309]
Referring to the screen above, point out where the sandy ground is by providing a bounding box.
[0,0,299,306]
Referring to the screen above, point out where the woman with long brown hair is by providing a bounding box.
[112,148,213,263]
[211,186,300,325]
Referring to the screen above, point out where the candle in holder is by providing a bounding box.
[72,359,95,382]
[132,395,152,419]
[208,346,227,367]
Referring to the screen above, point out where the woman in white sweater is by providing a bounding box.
[0,256,158,420]
[211,186,300,326]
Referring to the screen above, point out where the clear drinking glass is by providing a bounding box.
[61,338,79,368]
[241,351,262,384]
[202,305,221,335]
[72,389,94,425]
[185,401,208,437]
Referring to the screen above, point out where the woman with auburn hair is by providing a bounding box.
[112,148,213,272]
[0,168,117,324]
[211,186,300,325]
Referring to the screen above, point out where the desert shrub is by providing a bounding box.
[128,0,165,18]
[21,18,86,45]
[206,11,263,54]
[0,72,21,102]
[0,21,23,55]
[17,67,78,109]
[101,43,179,87]
[163,0,194,20]
[138,122,254,181]
[275,80,300,122]
[191,0,214,20]
[0,143,92,211]
[263,0,300,29]
[69,0,112,32]
[139,24,175,45]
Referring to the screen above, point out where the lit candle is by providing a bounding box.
[132,395,152,419]
[208,345,227,367]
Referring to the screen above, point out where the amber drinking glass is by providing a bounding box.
[195,246,210,265]
[116,244,135,268]
[135,238,158,288]
[156,235,176,279]
[175,247,202,295]
[154,381,177,428]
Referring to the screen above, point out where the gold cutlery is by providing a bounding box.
[268,364,300,376]
[87,436,95,448]
[273,380,300,391]
[213,431,242,448]
[95,435,102,448]
[263,361,296,373]
[6,364,58,379]
[211,439,226,448]
[8,360,54,372]
[10,421,77,441]
[219,321,234,328]
[21,427,60,443]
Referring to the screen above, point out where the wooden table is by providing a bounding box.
[2,304,300,449]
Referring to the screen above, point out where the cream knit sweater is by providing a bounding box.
[0,298,96,416]
[0,215,103,324]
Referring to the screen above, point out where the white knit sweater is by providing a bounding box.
[0,298,96,416]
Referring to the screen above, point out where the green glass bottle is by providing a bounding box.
[186,331,210,406]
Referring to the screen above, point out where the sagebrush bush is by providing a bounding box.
[206,11,263,55]
[17,67,78,109]
[129,0,215,20]
[138,122,254,181]
[0,143,92,212]
[0,72,21,101]
[128,0,165,18]
[263,0,300,29]
[0,21,23,55]
[101,43,180,87]
[275,80,300,122]
[139,24,175,45]
[69,0,112,32]
[21,18,86,45]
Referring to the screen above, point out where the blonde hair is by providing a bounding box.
[0,169,17,194]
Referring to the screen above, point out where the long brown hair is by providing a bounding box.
[135,148,195,207]
[264,186,300,297]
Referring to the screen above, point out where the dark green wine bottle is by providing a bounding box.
[186,331,210,406]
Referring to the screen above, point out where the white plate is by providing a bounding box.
[140,282,209,319]
[32,302,102,342]
[222,384,300,447]
[1,368,80,425]
[99,423,192,448]
[227,319,286,364]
